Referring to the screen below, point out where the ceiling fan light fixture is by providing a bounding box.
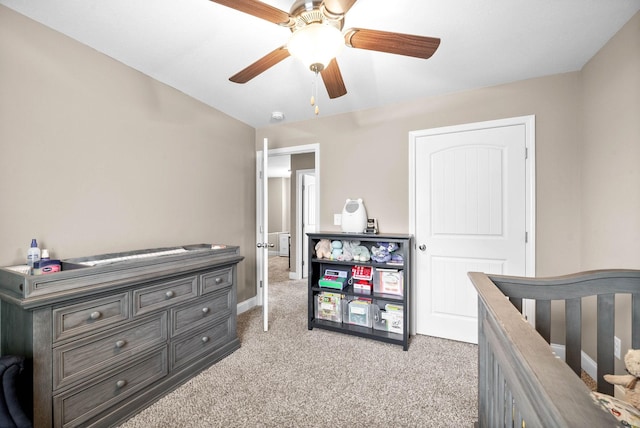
[287,23,344,72]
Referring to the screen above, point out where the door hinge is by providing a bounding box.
[259,280,263,289]
[525,147,529,160]
[260,170,263,179]
[525,231,528,243]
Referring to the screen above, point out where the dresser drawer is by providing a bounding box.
[53,313,167,390]
[52,292,129,342]
[170,317,232,370]
[170,287,232,337]
[200,266,233,294]
[133,275,198,317]
[54,348,168,428]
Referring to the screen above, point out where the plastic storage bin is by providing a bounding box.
[342,298,372,327]
[315,292,343,323]
[373,301,404,334]
[373,268,404,296]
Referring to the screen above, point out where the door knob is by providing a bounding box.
[256,243,275,248]
[419,244,427,251]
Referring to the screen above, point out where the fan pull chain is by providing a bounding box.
[310,71,319,116]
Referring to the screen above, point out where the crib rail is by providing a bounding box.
[470,271,624,427]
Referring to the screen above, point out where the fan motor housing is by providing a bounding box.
[289,0,344,32]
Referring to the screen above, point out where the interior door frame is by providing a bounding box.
[408,115,537,333]
[256,143,320,296]
[256,138,269,331]
[297,169,316,279]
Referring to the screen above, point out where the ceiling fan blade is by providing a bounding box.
[210,0,292,26]
[345,28,440,59]
[229,47,290,84]
[322,0,359,15]
[320,58,347,99]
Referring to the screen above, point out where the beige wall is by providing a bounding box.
[581,11,640,270]
[258,10,639,278]
[580,11,640,369]
[258,11,640,365]
[259,73,584,277]
[0,6,257,302]
[3,1,638,348]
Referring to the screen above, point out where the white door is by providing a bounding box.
[256,138,270,331]
[411,116,535,344]
[301,172,316,278]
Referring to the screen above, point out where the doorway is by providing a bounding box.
[409,116,536,343]
[256,143,320,330]
[297,170,316,279]
[267,154,292,281]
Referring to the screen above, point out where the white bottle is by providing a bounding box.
[27,238,41,268]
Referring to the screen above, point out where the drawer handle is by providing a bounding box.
[215,277,222,284]
[90,311,102,320]
[115,340,127,349]
[165,290,175,298]
[202,307,210,314]
[201,336,209,343]
[116,380,127,389]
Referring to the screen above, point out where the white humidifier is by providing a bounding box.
[341,199,367,233]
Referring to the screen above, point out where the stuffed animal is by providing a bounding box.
[352,245,371,262]
[370,245,391,263]
[390,253,404,264]
[314,239,332,259]
[330,241,343,259]
[337,240,357,262]
[604,349,640,410]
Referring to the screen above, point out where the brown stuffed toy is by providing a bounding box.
[604,349,640,410]
[314,239,332,259]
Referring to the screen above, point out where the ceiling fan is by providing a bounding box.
[210,0,441,100]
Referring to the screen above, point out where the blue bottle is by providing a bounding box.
[27,239,41,268]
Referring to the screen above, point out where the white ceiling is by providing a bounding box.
[3,0,639,128]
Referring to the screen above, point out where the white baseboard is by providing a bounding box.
[550,343,597,380]
[237,297,257,315]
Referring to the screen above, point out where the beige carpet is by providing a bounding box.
[268,255,292,283]
[119,258,478,427]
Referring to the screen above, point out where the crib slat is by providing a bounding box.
[565,298,582,376]
[478,302,489,427]
[597,294,614,396]
[496,364,506,427]
[505,388,513,428]
[535,299,551,343]
[633,293,640,349]
[490,351,499,426]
